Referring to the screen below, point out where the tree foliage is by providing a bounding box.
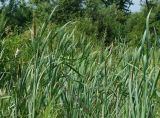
[0,0,160,46]
[101,0,133,12]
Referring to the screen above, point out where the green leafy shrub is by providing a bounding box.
[125,11,146,45]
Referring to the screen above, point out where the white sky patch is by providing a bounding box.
[130,0,141,12]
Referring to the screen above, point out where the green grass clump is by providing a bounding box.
[0,9,160,118]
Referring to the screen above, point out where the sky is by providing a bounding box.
[130,0,141,12]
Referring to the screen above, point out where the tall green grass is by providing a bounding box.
[0,9,160,118]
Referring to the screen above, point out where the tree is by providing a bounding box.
[0,0,32,35]
[140,0,158,10]
[53,0,82,23]
[100,0,133,12]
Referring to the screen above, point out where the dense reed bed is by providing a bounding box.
[0,10,160,118]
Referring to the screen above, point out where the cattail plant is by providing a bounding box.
[31,10,37,39]
[0,7,160,118]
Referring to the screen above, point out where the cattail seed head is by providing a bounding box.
[15,48,21,58]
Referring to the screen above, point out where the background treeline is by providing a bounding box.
[0,0,160,45]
